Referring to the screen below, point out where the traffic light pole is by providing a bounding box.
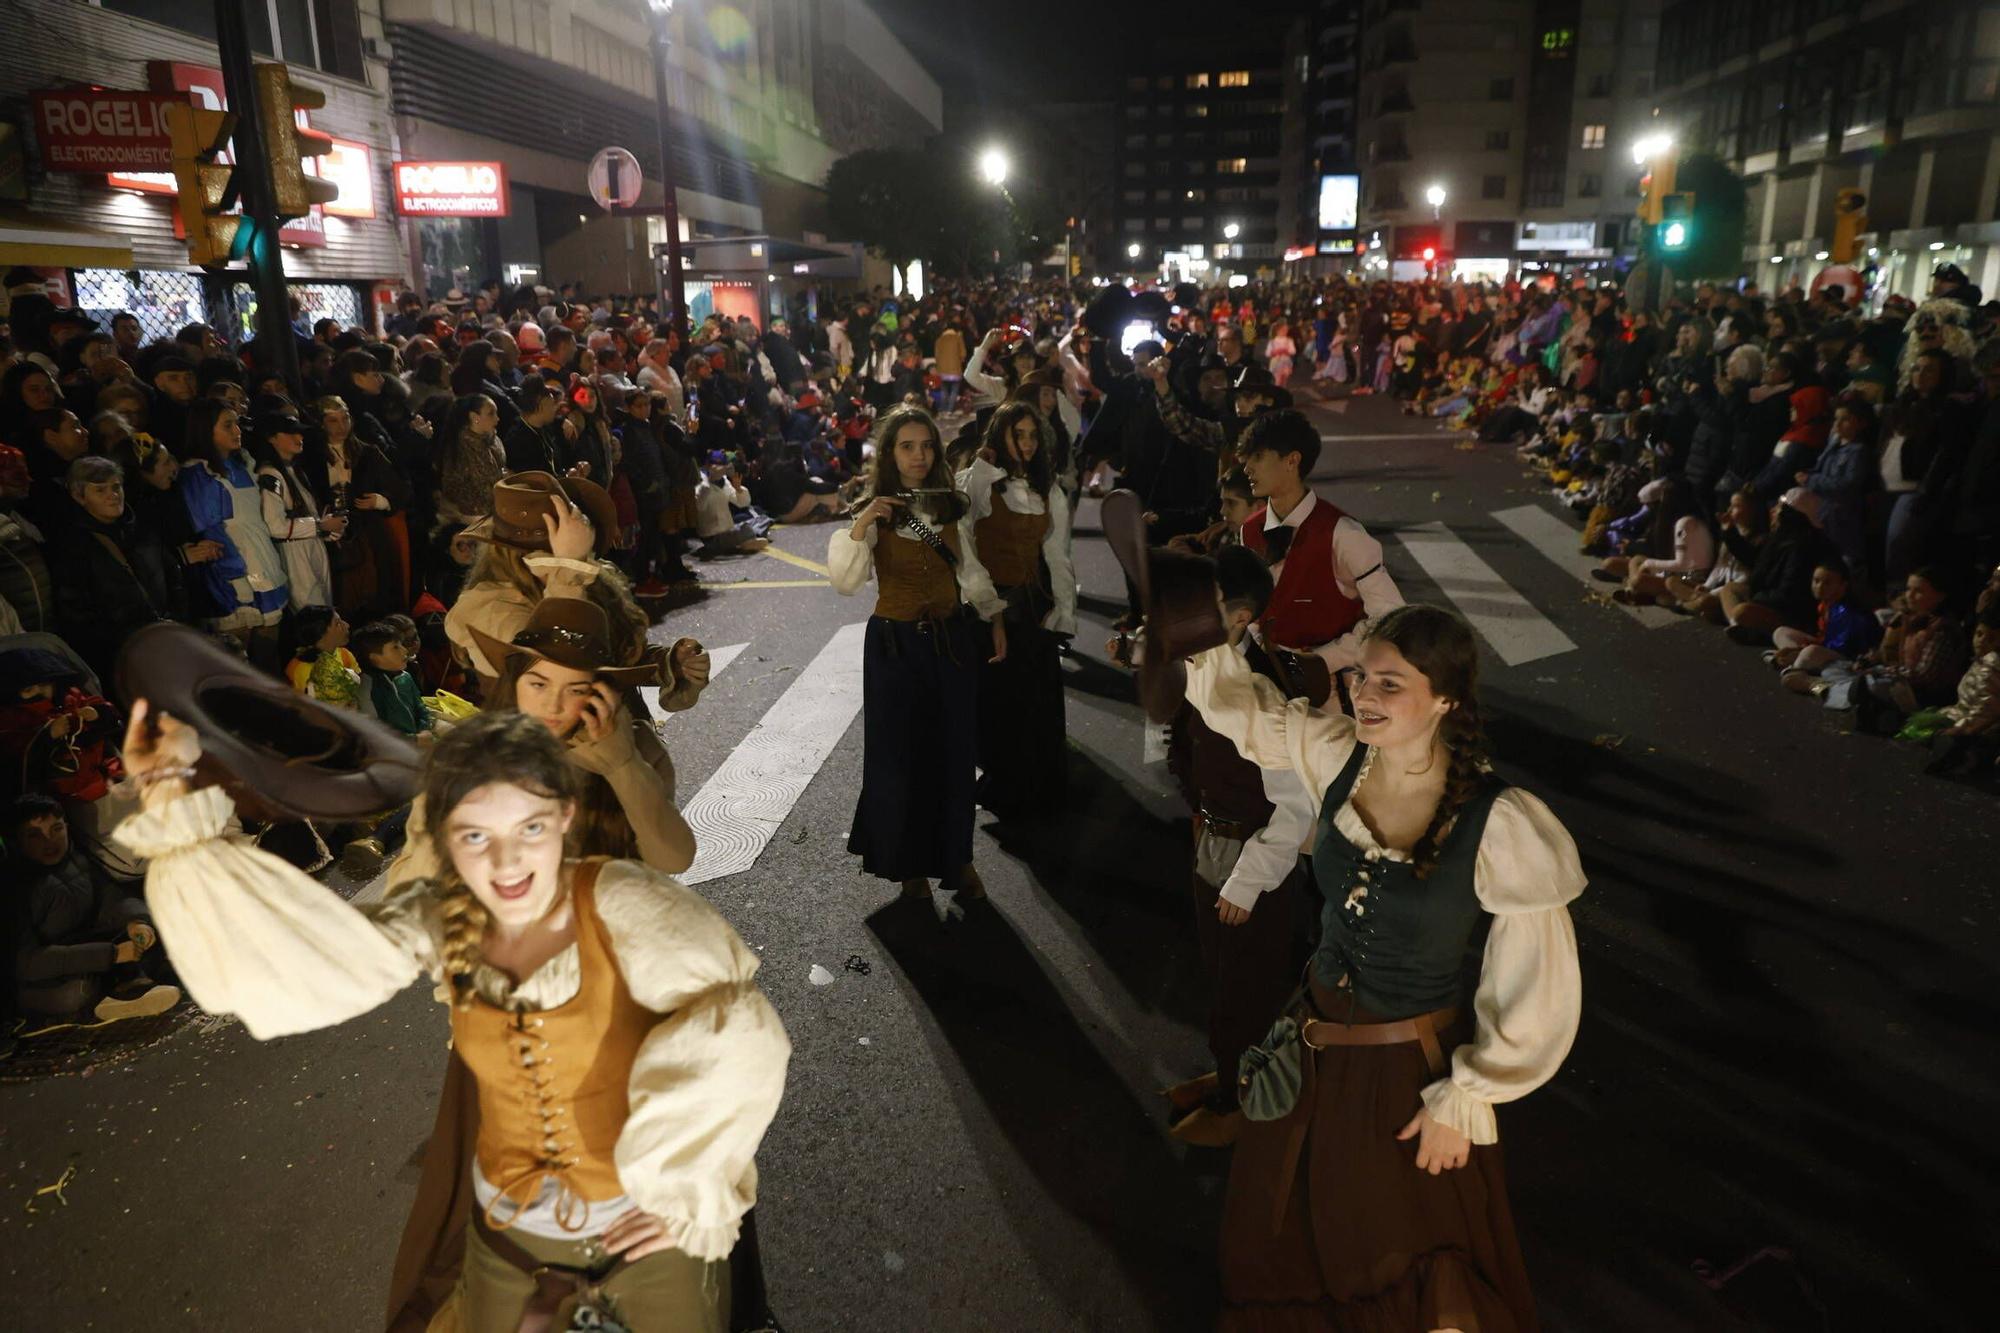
[213,0,302,400]
[647,11,690,347]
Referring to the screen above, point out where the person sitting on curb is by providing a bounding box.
[7,794,179,1026]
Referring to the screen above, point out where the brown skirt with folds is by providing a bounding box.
[1218,984,1537,1333]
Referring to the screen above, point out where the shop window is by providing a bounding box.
[71,269,209,348]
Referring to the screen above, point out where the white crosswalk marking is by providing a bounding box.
[1395,521,1578,666]
[680,622,868,886]
[1491,505,1681,629]
[641,642,748,722]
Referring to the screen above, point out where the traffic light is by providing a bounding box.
[255,63,338,218]
[1658,192,1694,252]
[166,101,239,268]
[1638,155,1679,225]
[1830,188,1867,264]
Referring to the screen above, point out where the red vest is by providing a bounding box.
[1240,497,1366,650]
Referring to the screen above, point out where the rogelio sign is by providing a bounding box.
[32,89,179,172]
[394,161,508,217]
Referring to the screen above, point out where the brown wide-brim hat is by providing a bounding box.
[1016,366,1064,392]
[115,623,419,823]
[1101,489,1228,722]
[462,471,618,556]
[466,596,662,689]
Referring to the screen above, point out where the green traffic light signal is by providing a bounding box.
[1661,220,1689,250]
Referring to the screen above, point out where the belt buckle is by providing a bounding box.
[1298,1019,1330,1051]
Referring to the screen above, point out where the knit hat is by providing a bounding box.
[1780,385,1831,450]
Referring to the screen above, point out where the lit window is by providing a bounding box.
[1185,188,1207,202]
[1581,124,1606,149]
[1219,70,1251,88]
[1217,158,1248,174]
[1186,72,1210,89]
[1187,104,1209,118]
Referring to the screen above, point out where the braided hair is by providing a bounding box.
[419,711,581,1009]
[1363,605,1490,881]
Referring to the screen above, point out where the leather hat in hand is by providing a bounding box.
[1101,489,1228,722]
[114,623,419,823]
[461,471,618,556]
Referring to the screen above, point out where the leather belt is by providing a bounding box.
[1300,1004,1458,1078]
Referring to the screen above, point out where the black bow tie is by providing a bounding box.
[1263,525,1295,566]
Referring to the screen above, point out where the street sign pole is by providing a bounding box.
[213,0,301,400]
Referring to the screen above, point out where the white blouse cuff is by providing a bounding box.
[114,784,236,858]
[1421,1077,1499,1146]
[524,555,602,579]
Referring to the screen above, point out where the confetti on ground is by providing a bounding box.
[808,964,835,986]
[25,1165,76,1212]
[1592,733,1627,750]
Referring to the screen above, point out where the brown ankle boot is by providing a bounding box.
[899,878,932,901]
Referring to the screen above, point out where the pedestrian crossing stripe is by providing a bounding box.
[1394,521,1578,666]
[1490,505,1680,629]
[680,621,867,886]
[701,579,831,589]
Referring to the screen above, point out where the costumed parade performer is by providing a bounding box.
[108,653,787,1332]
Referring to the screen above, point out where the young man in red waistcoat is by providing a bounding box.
[1236,411,1403,705]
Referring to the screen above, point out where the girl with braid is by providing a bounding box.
[110,706,788,1332]
[1182,604,1584,1331]
[828,404,991,905]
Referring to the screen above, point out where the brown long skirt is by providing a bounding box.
[1218,983,1537,1333]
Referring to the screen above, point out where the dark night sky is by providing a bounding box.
[866,0,1252,120]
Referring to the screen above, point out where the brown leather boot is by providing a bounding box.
[899,878,932,901]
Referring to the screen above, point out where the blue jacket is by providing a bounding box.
[177,458,288,619]
[1822,599,1883,658]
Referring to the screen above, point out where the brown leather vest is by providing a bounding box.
[452,860,655,1228]
[872,520,962,621]
[972,489,1050,589]
[1188,639,1290,826]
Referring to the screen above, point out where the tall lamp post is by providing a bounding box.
[645,0,689,344]
[1424,183,1448,278]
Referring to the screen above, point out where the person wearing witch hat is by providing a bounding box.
[109,696,788,1332]
[1237,410,1404,708]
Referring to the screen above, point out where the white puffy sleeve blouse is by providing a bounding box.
[1182,643,1585,1145]
[113,786,790,1260]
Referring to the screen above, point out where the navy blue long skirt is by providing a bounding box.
[847,613,979,882]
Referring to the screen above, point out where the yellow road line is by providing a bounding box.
[760,545,831,576]
[701,579,831,590]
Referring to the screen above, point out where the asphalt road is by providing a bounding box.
[3,393,1992,1331]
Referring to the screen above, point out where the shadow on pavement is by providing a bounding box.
[866,897,1217,1332]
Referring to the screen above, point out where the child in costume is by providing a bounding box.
[285,604,361,709]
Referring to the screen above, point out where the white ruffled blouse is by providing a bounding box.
[113,786,790,1261]
[1182,645,1585,1146]
[954,457,1078,636]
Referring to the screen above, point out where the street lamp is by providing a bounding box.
[1630,132,1673,167]
[978,147,1009,188]
[644,0,688,343]
[1223,221,1241,239]
[1424,183,1446,219]
[1127,241,1143,260]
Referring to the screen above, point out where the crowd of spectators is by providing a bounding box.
[3,254,1996,1043]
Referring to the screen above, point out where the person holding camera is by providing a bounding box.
[827,404,990,904]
